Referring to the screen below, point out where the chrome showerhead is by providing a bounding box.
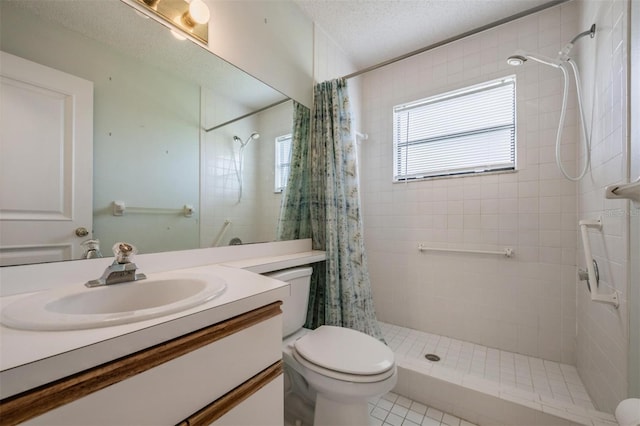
[508,25,595,69]
[506,49,563,69]
[234,132,260,147]
[506,54,527,66]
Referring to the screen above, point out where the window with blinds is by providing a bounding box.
[393,75,516,181]
[274,133,292,192]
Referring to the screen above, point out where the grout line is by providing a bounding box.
[369,392,477,426]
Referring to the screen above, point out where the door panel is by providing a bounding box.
[0,51,93,266]
[0,244,72,266]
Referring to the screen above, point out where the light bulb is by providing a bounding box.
[188,0,210,25]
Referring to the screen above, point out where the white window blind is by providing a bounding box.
[393,75,516,181]
[274,133,292,192]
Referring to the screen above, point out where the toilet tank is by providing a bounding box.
[266,267,313,338]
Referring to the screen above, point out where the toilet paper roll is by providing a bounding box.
[615,398,640,426]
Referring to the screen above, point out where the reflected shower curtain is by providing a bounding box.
[306,78,383,341]
[277,101,311,241]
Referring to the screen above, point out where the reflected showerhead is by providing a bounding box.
[234,132,260,147]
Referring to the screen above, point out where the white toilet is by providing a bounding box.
[268,267,397,426]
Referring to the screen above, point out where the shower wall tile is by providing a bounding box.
[359,2,580,366]
[574,0,629,413]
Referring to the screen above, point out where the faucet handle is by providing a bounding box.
[113,242,136,264]
[85,242,144,287]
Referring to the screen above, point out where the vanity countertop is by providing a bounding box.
[0,265,286,400]
[0,242,326,400]
[220,250,326,273]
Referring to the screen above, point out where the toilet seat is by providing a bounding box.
[293,326,395,383]
[292,349,395,383]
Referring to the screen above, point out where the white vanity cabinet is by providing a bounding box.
[1,302,284,426]
[208,376,283,426]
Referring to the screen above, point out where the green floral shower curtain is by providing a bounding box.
[277,101,311,241]
[278,82,383,341]
[307,78,383,341]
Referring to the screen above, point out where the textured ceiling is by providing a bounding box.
[294,0,558,70]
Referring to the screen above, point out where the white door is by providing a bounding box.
[0,51,93,266]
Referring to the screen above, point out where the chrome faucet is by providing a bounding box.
[81,239,103,259]
[85,242,147,288]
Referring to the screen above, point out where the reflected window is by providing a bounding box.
[275,133,292,192]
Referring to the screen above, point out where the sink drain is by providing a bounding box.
[424,354,441,362]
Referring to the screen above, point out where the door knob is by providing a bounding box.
[75,227,89,237]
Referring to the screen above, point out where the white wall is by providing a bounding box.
[629,0,640,400]
[358,2,580,364]
[312,24,365,169]
[205,0,314,108]
[575,0,630,413]
[313,25,358,84]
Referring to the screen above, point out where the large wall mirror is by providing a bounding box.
[0,0,304,266]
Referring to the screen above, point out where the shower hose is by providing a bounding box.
[555,59,592,182]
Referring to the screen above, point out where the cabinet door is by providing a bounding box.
[212,376,283,426]
[21,315,282,425]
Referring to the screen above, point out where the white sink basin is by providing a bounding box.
[1,274,226,331]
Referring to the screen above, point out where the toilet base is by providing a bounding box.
[283,363,315,426]
[313,393,371,426]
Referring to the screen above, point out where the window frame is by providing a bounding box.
[392,75,517,182]
[274,133,292,193]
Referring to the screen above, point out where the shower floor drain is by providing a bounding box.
[424,354,441,362]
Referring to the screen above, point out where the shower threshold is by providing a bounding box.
[380,322,617,426]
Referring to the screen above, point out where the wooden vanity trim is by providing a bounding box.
[0,301,282,426]
[177,360,283,426]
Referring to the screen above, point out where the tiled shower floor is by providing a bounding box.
[380,322,618,426]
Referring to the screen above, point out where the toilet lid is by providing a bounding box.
[292,349,396,383]
[293,326,394,376]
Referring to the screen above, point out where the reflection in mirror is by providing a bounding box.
[0,0,304,266]
[200,96,294,248]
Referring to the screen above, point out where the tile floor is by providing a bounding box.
[380,322,618,426]
[369,392,477,426]
[380,322,594,409]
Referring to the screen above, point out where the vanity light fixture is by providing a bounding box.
[183,0,210,26]
[134,0,210,45]
[142,0,160,8]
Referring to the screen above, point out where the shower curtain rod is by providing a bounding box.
[204,98,290,132]
[342,0,568,80]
